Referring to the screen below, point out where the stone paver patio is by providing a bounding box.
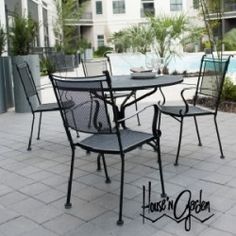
[0,71,236,236]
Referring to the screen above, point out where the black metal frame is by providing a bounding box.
[49,71,166,225]
[16,62,60,150]
[104,52,141,125]
[158,54,231,166]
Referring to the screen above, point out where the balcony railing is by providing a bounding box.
[207,1,236,13]
[224,3,236,12]
[80,12,93,20]
[65,12,93,26]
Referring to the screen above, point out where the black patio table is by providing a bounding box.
[107,74,183,127]
[110,74,183,91]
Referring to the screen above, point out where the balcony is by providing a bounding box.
[65,12,93,26]
[224,3,236,12]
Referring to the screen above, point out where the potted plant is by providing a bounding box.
[0,23,7,113]
[10,13,40,113]
[0,23,14,113]
[79,39,93,61]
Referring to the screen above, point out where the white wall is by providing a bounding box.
[46,0,59,47]
[87,0,202,49]
[0,1,6,29]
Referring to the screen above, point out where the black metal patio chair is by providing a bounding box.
[82,58,141,125]
[16,62,61,150]
[82,58,141,170]
[105,52,141,125]
[49,71,166,225]
[157,54,231,166]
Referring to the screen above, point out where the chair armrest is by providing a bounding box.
[117,104,161,137]
[117,104,155,123]
[181,83,197,86]
[157,88,166,105]
[36,83,52,91]
[179,86,196,115]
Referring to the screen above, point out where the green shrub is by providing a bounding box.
[10,14,38,55]
[78,39,92,54]
[40,57,56,75]
[221,77,236,102]
[0,24,6,56]
[223,29,236,51]
[94,46,113,58]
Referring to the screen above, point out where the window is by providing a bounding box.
[113,0,125,14]
[170,0,182,11]
[96,1,103,14]
[97,35,105,47]
[141,0,155,17]
[193,0,199,9]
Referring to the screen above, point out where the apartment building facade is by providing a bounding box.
[0,0,58,55]
[77,0,201,50]
[207,0,236,35]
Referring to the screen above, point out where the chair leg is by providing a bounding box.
[37,112,42,140]
[158,111,162,130]
[214,116,225,159]
[193,116,202,146]
[88,104,93,129]
[97,154,101,171]
[134,93,141,126]
[65,147,75,209]
[117,154,125,226]
[101,154,111,183]
[28,113,35,151]
[156,139,166,198]
[175,117,184,166]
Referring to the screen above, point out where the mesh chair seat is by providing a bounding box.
[159,105,214,117]
[35,102,59,112]
[78,129,153,154]
[35,100,74,112]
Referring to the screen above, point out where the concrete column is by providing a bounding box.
[47,0,58,47]
[21,0,28,17]
[38,0,45,47]
[0,1,7,55]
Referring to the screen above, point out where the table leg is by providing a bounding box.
[119,88,158,128]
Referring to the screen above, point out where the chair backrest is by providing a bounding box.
[194,54,231,112]
[104,52,146,75]
[82,59,108,77]
[49,73,114,135]
[16,62,41,111]
[48,53,67,72]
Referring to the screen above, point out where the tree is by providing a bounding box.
[199,0,224,56]
[109,29,132,52]
[110,24,152,53]
[54,0,87,54]
[127,24,153,54]
[9,14,38,55]
[0,24,6,56]
[148,14,189,66]
[223,28,236,51]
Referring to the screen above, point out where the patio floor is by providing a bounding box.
[0,72,236,235]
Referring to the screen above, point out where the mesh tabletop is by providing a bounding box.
[109,75,183,91]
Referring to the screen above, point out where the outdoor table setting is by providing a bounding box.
[107,73,183,127]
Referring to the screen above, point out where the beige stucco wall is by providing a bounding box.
[83,0,201,49]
